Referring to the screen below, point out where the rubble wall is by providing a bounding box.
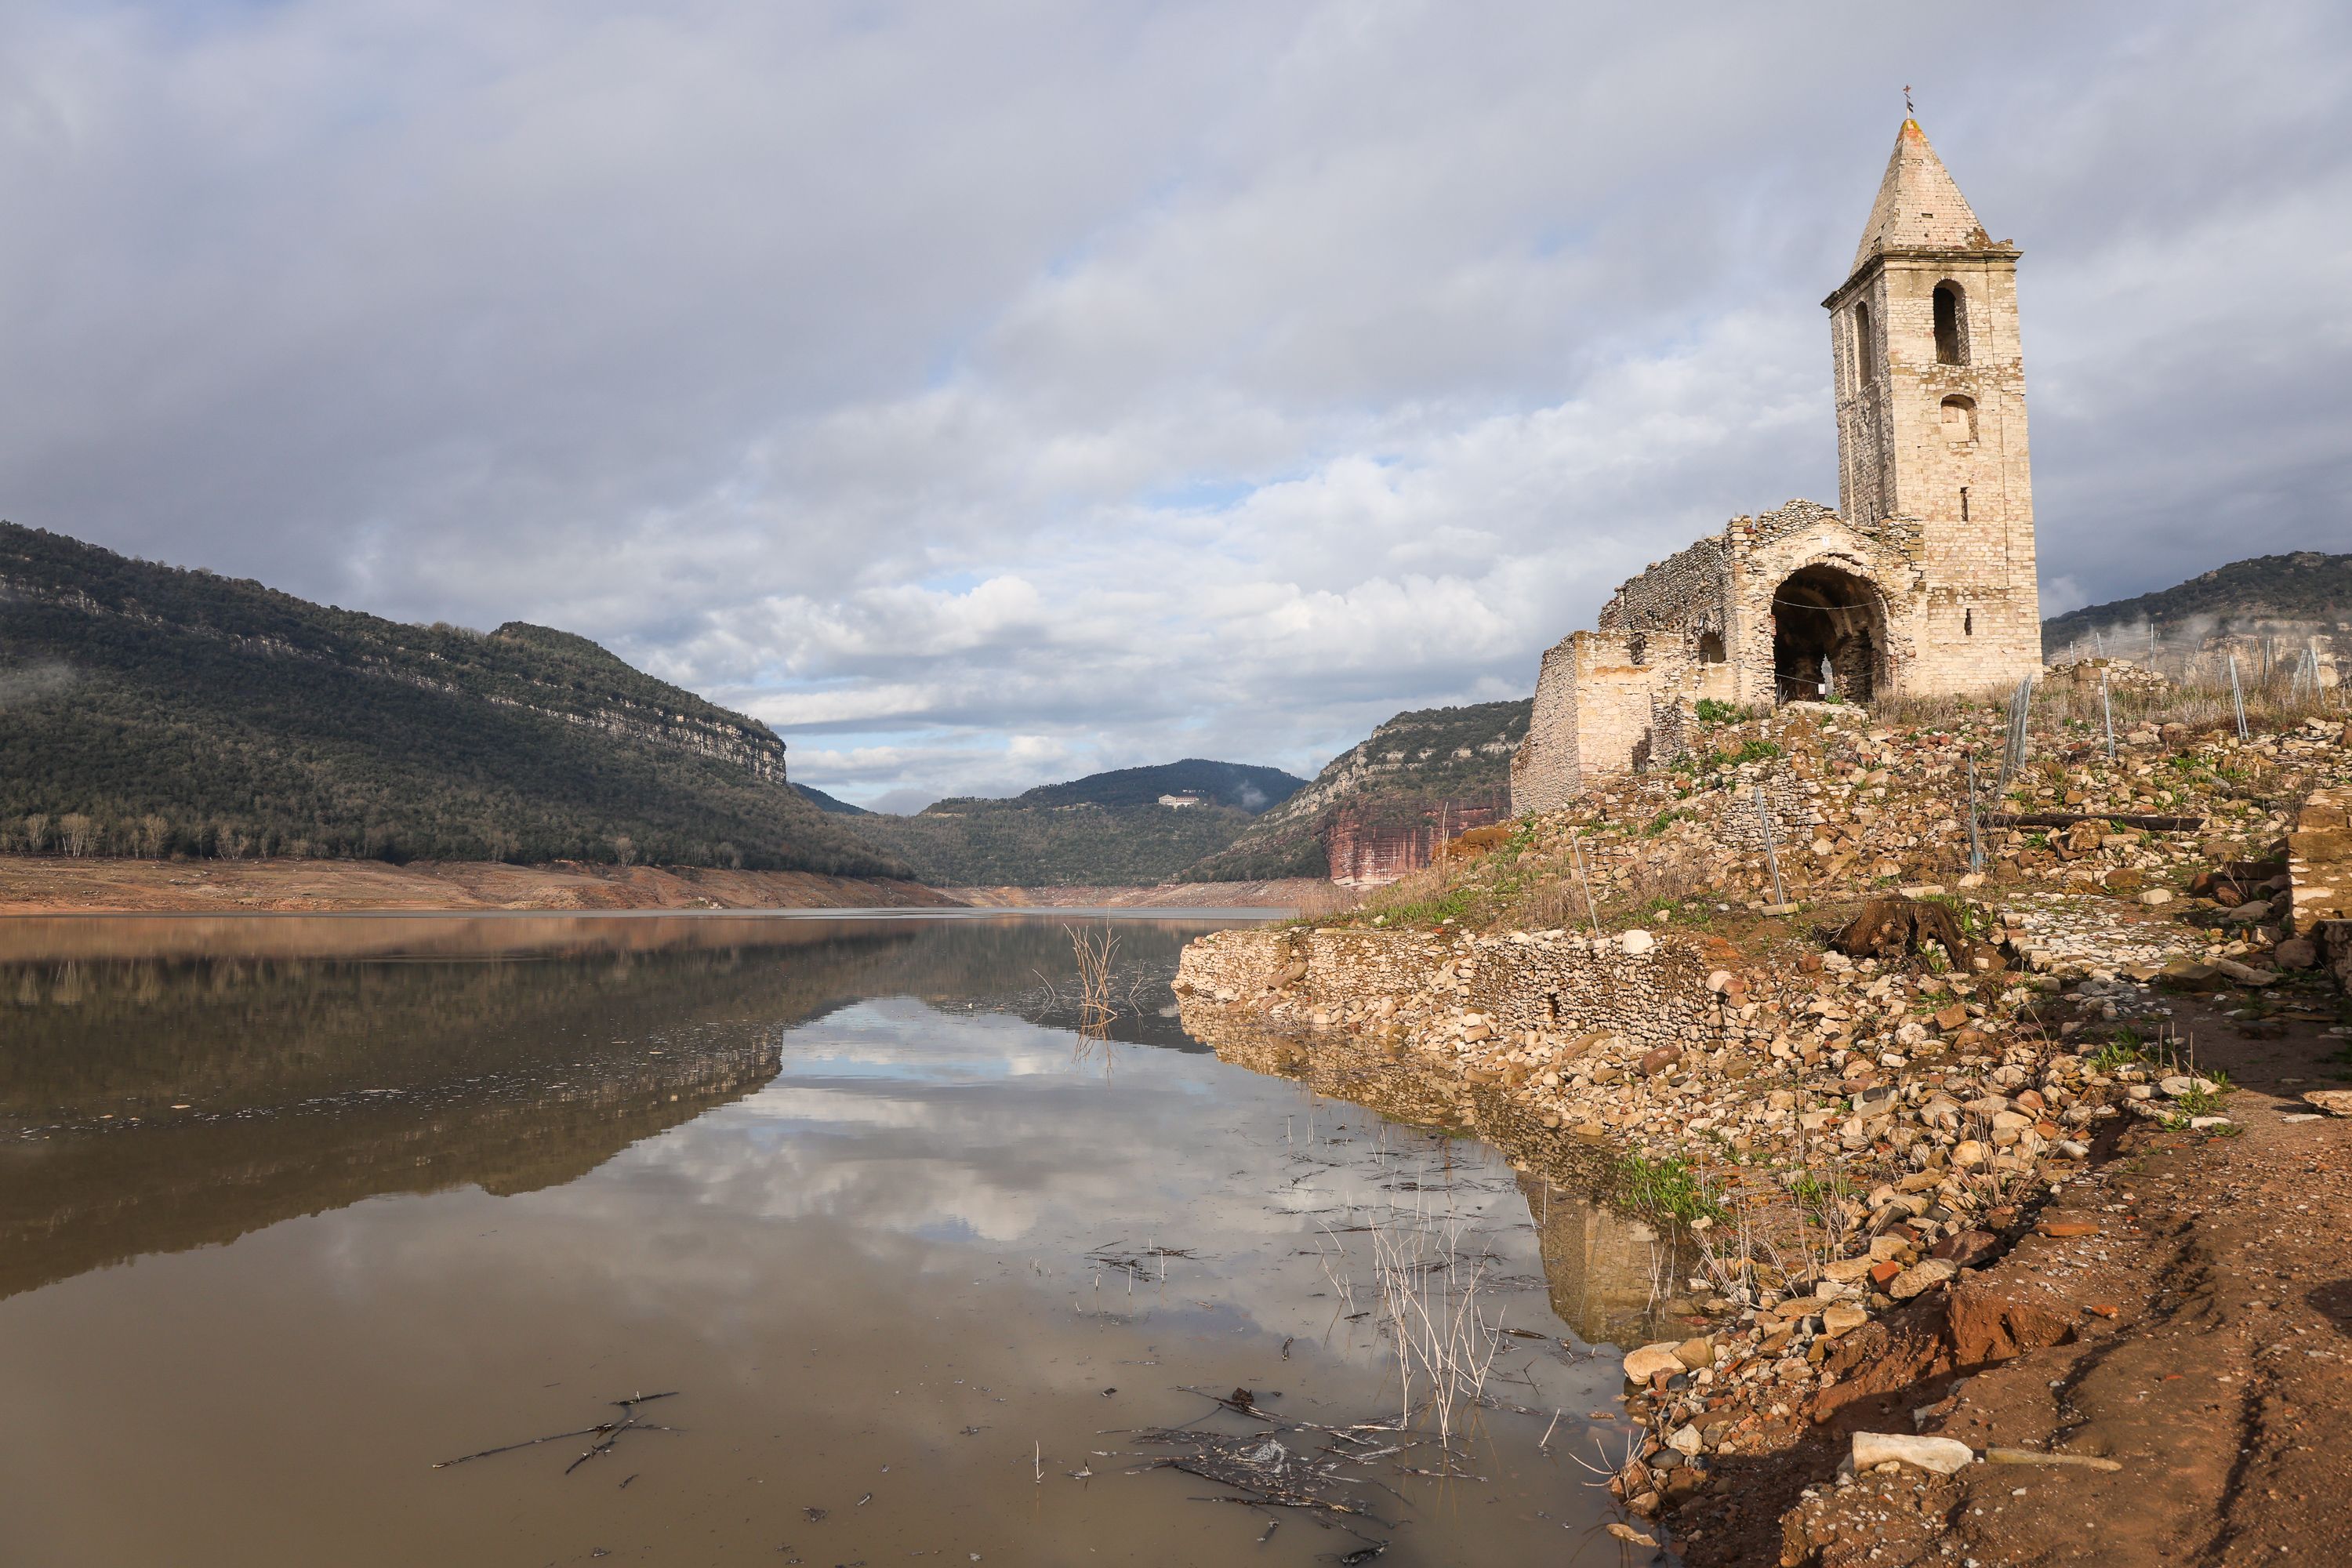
[1174,925,1719,1052]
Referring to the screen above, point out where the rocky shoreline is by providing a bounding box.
[1177,695,2352,1565]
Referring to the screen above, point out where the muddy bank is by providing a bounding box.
[0,855,959,913]
[1762,989,2352,1568]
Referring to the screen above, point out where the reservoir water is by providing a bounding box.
[0,913,1664,1566]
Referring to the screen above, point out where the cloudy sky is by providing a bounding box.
[3,2,2347,808]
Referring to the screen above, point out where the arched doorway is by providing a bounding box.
[1772,564,1884,703]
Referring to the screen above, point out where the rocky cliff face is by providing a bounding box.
[1182,699,1528,886]
[1325,789,1511,888]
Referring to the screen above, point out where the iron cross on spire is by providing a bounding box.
[1904,84,1915,115]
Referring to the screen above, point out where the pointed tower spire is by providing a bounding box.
[1850,119,1992,274]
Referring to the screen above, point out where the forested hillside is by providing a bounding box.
[2042,551,2351,655]
[0,524,902,874]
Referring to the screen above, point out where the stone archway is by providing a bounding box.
[1772,564,1886,703]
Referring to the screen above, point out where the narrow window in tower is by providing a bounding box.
[1965,608,1975,636]
[1854,301,1876,385]
[1960,486,1971,521]
[1933,283,1969,365]
[1942,395,1977,442]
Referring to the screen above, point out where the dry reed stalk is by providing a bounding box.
[1365,1202,1505,1452]
[1065,924,1119,1036]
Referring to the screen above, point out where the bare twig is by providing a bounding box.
[432,1391,681,1473]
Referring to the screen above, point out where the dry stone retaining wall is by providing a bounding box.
[1175,924,1719,1054]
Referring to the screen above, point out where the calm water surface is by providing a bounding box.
[0,913,1667,1566]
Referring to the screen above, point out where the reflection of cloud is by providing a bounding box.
[469,999,1552,1347]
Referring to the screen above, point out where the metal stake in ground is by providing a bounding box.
[1567,827,1603,938]
[2101,667,2116,760]
[1752,785,1786,907]
[2229,653,2249,742]
[1997,673,2034,795]
[1965,753,1984,875]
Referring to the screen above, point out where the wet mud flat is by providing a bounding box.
[0,913,1665,1566]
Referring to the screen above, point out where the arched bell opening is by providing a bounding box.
[1772,564,1886,704]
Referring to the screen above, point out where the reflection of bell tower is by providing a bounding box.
[1824,118,2037,606]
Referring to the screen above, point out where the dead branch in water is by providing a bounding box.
[431,1391,680,1474]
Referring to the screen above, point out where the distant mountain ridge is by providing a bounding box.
[2042,551,2351,657]
[0,523,901,875]
[1014,758,1306,812]
[840,758,1308,887]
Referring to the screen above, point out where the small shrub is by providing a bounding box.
[1616,1155,1729,1225]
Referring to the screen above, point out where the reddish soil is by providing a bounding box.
[0,856,960,913]
[945,877,1346,909]
[1667,987,2352,1568]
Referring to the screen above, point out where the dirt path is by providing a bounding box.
[1762,990,2352,1568]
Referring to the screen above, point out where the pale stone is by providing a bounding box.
[1822,1303,1870,1337]
[1619,929,1655,956]
[2140,889,2175,906]
[1888,1259,1957,1300]
[1666,1424,1704,1456]
[2307,1090,2352,1118]
[1623,1343,1685,1384]
[1852,1432,1976,1475]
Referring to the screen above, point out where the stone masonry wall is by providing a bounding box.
[1175,924,1721,1055]
[1512,637,1585,816]
[1826,247,2040,698]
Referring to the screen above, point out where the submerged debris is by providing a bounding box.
[430,1390,681,1475]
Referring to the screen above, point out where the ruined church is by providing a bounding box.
[1511,119,2042,812]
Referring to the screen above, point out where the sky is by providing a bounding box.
[2,2,2347,810]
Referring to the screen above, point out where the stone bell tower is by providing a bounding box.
[1823,118,2041,688]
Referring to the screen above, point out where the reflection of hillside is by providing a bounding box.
[0,924,931,1301]
[0,915,1240,1302]
[0,1047,778,1301]
[1180,1000,1692,1346]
